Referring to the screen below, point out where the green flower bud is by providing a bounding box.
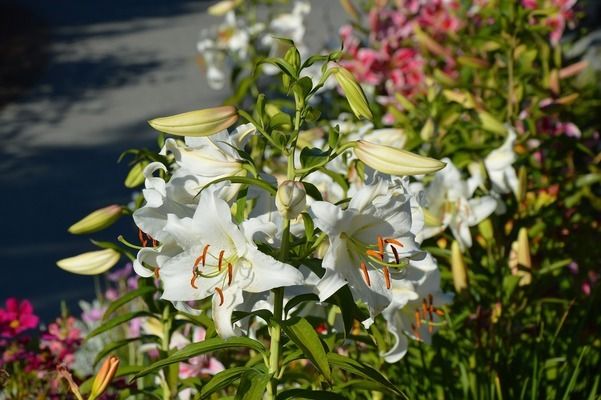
[331,67,373,120]
[451,241,468,293]
[68,205,123,235]
[148,106,238,137]
[57,249,120,275]
[276,180,307,220]
[354,140,445,176]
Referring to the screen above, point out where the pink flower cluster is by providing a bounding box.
[522,0,577,45]
[340,0,461,111]
[0,298,39,337]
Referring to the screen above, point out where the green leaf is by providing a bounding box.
[284,294,320,318]
[299,147,330,171]
[301,182,323,201]
[326,353,406,398]
[335,379,402,397]
[133,337,267,379]
[282,317,331,381]
[103,286,156,320]
[94,335,159,366]
[87,311,156,339]
[200,367,250,399]
[235,366,270,400]
[257,58,298,79]
[277,389,347,400]
[293,76,313,98]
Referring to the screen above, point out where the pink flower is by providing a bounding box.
[521,0,538,9]
[40,317,82,368]
[0,298,39,336]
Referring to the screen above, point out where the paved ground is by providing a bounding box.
[0,0,345,319]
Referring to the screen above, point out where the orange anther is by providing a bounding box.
[366,249,383,261]
[384,238,403,248]
[383,266,391,289]
[215,287,224,306]
[360,262,371,287]
[435,308,445,316]
[201,244,210,267]
[138,228,148,247]
[411,323,421,340]
[415,310,421,328]
[154,268,160,279]
[377,235,384,254]
[194,254,204,268]
[227,263,233,286]
[190,273,198,289]
[218,250,225,271]
[152,238,158,247]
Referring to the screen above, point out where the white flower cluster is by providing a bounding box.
[197,1,311,90]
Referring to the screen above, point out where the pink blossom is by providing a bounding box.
[0,298,39,336]
[521,0,538,9]
[40,317,82,368]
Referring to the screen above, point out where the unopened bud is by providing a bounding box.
[420,118,435,141]
[354,140,445,176]
[451,241,468,293]
[89,356,120,400]
[124,160,149,188]
[68,205,123,235]
[207,0,241,15]
[56,249,120,275]
[478,111,507,135]
[276,181,306,220]
[508,227,532,286]
[148,106,238,137]
[331,67,373,120]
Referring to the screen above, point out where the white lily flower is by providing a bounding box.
[157,186,304,338]
[420,159,496,250]
[379,267,452,363]
[162,124,255,202]
[484,127,519,198]
[310,178,415,319]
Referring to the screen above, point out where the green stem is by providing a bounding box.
[161,305,174,400]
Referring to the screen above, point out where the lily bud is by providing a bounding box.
[509,227,532,286]
[353,140,445,176]
[276,180,306,220]
[68,205,123,235]
[148,106,238,137]
[478,111,506,135]
[420,118,434,141]
[207,0,240,15]
[331,67,373,120]
[89,356,120,400]
[451,241,468,293]
[124,160,149,188]
[57,249,120,275]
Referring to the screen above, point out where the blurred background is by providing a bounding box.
[0,0,346,319]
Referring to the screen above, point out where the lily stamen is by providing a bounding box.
[366,249,384,261]
[201,244,210,266]
[227,263,233,286]
[360,261,371,286]
[414,310,421,328]
[390,245,400,264]
[384,238,404,248]
[383,266,391,289]
[154,268,160,279]
[215,287,224,306]
[218,250,225,271]
[138,228,148,247]
[377,235,384,254]
[190,271,198,289]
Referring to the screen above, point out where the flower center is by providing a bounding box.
[138,228,158,248]
[343,234,408,289]
[190,244,239,305]
[410,294,445,340]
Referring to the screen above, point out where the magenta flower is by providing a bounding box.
[0,298,39,336]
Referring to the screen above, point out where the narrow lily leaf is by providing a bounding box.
[284,294,319,318]
[326,353,406,398]
[301,182,323,201]
[277,389,347,400]
[198,176,277,197]
[257,58,298,79]
[235,367,270,400]
[93,335,159,366]
[200,367,250,399]
[282,317,331,381]
[133,338,267,379]
[334,379,402,397]
[88,311,156,339]
[102,286,156,320]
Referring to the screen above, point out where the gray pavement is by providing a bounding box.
[0,0,345,318]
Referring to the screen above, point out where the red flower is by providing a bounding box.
[0,298,40,336]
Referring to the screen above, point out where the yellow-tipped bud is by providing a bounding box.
[148,106,238,137]
[509,227,532,286]
[478,111,507,135]
[56,249,120,276]
[420,118,435,141]
[276,180,306,220]
[207,0,241,15]
[89,356,120,400]
[331,67,373,120]
[124,160,149,188]
[451,241,468,293]
[354,140,445,176]
[68,205,123,235]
